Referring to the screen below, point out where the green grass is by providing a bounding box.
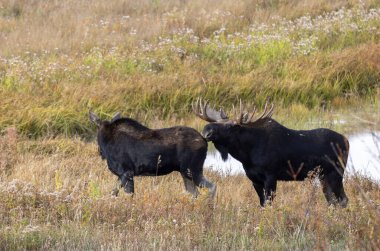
[0,2,379,138]
[1,41,379,138]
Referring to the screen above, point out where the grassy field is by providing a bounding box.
[0,0,380,250]
[0,130,379,250]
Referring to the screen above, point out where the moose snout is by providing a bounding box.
[201,129,214,141]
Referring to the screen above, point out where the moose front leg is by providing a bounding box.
[120,171,134,195]
[263,177,277,206]
[107,161,127,196]
[252,182,265,207]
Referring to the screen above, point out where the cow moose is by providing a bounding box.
[193,98,349,207]
[89,111,216,197]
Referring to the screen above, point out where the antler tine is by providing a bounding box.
[258,99,274,120]
[241,100,245,121]
[192,97,204,120]
[192,97,229,123]
[258,99,269,120]
[233,99,258,124]
[238,99,244,124]
[202,99,209,115]
[232,97,274,124]
[265,103,275,118]
[191,97,199,114]
[196,97,201,113]
[245,106,257,123]
[199,98,209,121]
[194,97,275,125]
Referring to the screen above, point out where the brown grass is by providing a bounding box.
[0,129,379,250]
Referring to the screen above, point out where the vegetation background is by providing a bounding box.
[0,0,379,249]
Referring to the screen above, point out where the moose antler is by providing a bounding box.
[192,97,274,125]
[236,98,274,124]
[192,98,229,122]
[256,99,275,121]
[233,99,258,124]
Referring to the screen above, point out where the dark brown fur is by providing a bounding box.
[201,117,349,207]
[90,112,216,197]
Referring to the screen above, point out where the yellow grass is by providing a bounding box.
[0,125,379,250]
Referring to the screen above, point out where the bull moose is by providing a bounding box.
[193,98,349,207]
[89,111,216,197]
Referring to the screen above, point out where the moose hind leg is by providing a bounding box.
[320,172,348,207]
[121,171,134,195]
[336,187,348,208]
[181,174,199,197]
[252,182,265,207]
[326,172,348,208]
[321,178,336,206]
[181,152,216,198]
[194,175,216,198]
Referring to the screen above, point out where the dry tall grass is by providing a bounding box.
[0,129,379,250]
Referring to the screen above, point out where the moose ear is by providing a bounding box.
[89,110,101,127]
[110,112,121,122]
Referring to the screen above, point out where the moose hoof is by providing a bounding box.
[124,192,134,198]
[111,188,119,197]
[124,186,134,196]
[209,184,217,198]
